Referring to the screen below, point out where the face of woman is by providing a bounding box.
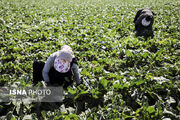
[54,57,70,73]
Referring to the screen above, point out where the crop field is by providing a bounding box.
[0,0,180,119]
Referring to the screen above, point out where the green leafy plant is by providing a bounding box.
[0,0,179,119]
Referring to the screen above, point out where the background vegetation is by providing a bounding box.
[0,0,179,119]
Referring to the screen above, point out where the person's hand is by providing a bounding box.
[46,82,52,86]
[76,81,82,87]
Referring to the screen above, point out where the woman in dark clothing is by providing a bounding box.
[33,45,80,102]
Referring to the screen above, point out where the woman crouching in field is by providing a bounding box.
[32,45,81,102]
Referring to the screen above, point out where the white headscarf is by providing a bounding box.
[54,45,74,73]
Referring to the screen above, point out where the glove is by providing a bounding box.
[46,82,52,86]
[76,81,82,87]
